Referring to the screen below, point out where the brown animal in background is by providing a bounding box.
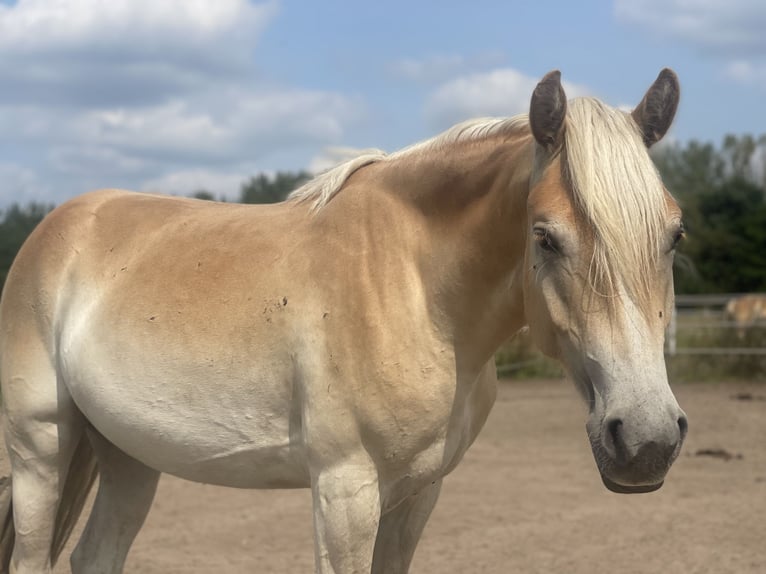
[725,294,766,339]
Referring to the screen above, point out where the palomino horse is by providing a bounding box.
[0,69,687,573]
[725,294,766,339]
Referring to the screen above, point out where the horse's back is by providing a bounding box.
[2,189,310,359]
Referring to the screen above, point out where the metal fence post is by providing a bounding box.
[667,305,677,356]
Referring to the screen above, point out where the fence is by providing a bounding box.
[494,293,766,379]
[667,293,766,356]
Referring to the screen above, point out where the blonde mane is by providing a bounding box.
[291,99,667,309]
[288,116,529,211]
[564,98,668,309]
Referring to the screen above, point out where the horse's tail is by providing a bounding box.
[0,475,14,572]
[0,432,99,572]
[50,432,99,565]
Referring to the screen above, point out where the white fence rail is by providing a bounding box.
[666,293,766,356]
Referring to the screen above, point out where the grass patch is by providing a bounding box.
[495,312,766,382]
[667,319,766,382]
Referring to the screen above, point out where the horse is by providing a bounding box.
[724,293,766,339]
[0,69,687,574]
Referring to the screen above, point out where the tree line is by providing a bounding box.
[1,135,766,295]
[653,135,766,293]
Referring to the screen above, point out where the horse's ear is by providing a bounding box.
[632,68,680,148]
[529,70,567,151]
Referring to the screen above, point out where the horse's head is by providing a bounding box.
[522,70,687,493]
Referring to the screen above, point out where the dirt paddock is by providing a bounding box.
[3,379,764,573]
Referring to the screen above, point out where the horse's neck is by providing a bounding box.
[382,136,534,372]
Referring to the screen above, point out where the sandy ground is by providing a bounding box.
[3,378,764,573]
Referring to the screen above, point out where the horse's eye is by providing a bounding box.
[671,224,686,249]
[533,227,557,253]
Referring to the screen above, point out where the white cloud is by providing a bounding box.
[69,89,360,164]
[0,0,273,55]
[617,0,766,89]
[722,59,766,87]
[232,90,360,146]
[390,55,466,83]
[0,163,52,204]
[615,0,766,56]
[2,87,361,161]
[0,1,366,206]
[426,68,590,130]
[725,60,755,83]
[0,0,277,107]
[0,86,362,204]
[389,52,506,85]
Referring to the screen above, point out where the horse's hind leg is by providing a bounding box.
[70,428,160,574]
[2,358,85,574]
[371,478,443,574]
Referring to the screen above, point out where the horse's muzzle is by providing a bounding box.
[589,409,688,494]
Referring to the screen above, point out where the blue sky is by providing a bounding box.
[0,0,764,206]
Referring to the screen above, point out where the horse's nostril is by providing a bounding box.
[607,417,623,447]
[605,417,628,463]
[677,415,688,441]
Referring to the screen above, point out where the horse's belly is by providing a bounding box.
[149,439,311,489]
[79,385,310,488]
[60,342,310,489]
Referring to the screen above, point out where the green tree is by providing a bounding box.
[190,190,216,201]
[0,202,53,293]
[653,135,766,293]
[689,178,766,292]
[653,140,724,198]
[239,171,311,204]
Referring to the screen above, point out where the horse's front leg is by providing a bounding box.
[371,478,443,574]
[310,457,381,574]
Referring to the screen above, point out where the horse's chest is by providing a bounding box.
[373,366,497,507]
